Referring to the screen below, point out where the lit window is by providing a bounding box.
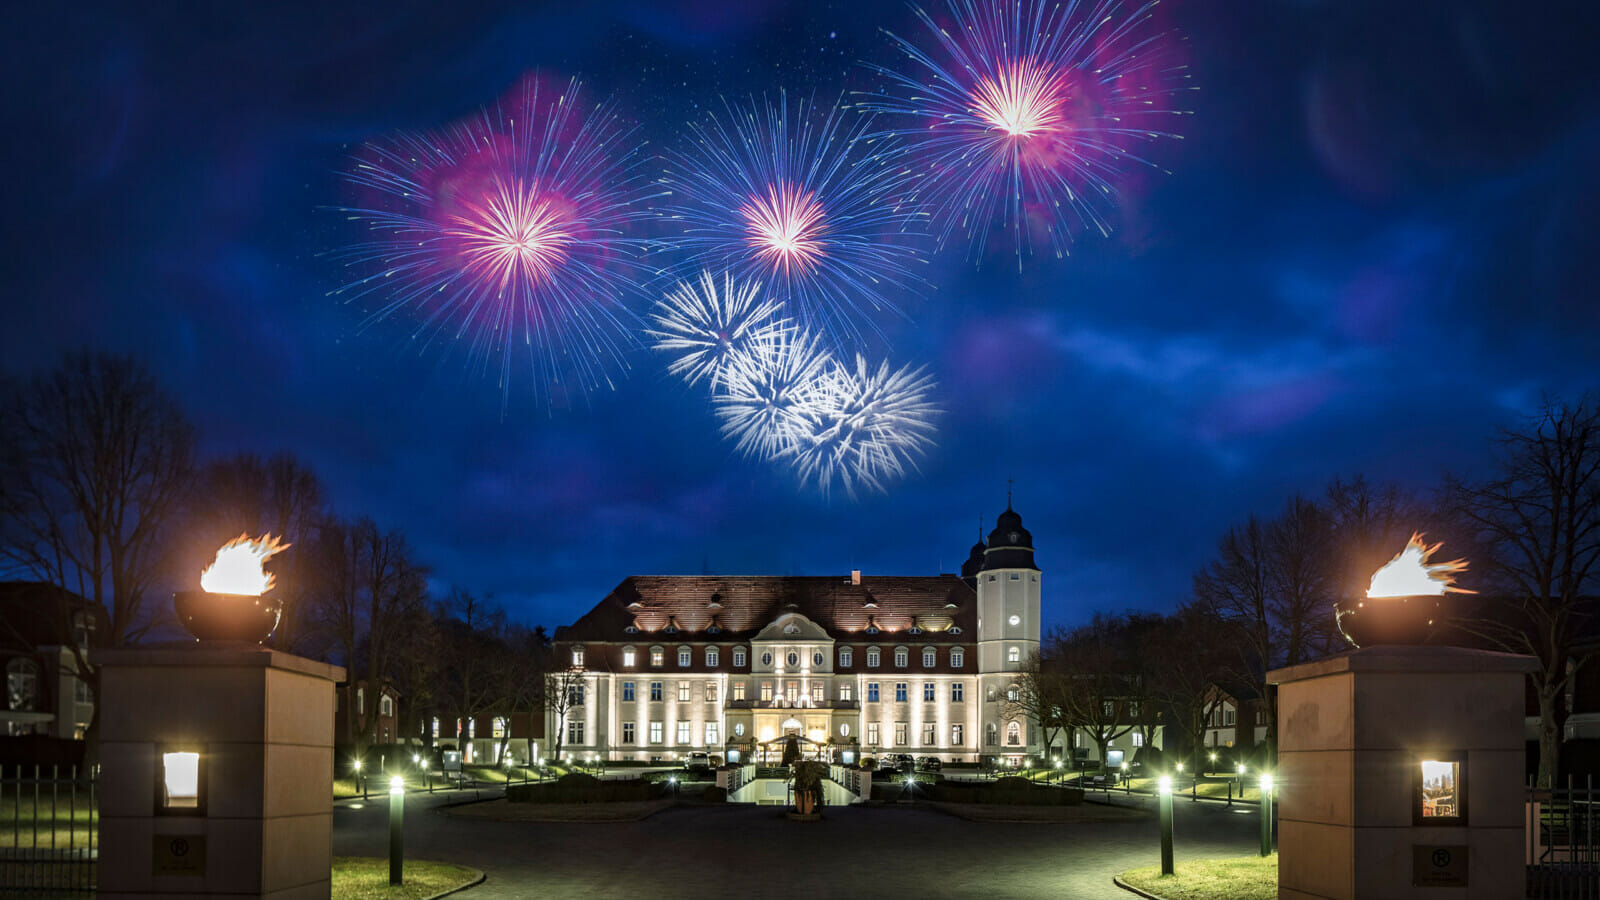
[1007,646,1021,664]
[867,683,880,703]
[785,682,799,703]
[650,682,663,701]
[678,682,690,702]
[867,722,880,745]
[733,681,746,701]
[734,723,745,737]
[469,718,476,738]
[623,722,635,743]
[951,648,964,668]
[840,683,853,701]
[866,648,881,668]
[160,750,201,811]
[623,682,635,702]
[923,683,936,702]
[1103,701,1114,717]
[895,683,907,702]
[356,687,364,715]
[623,647,636,667]
[1132,731,1145,747]
[985,723,998,746]
[706,647,719,667]
[493,717,506,738]
[679,647,691,666]
[650,647,664,667]
[923,648,936,667]
[761,682,774,702]
[1007,685,1019,701]
[705,722,719,744]
[733,647,747,667]
[649,721,663,743]
[567,720,584,745]
[677,721,691,744]
[840,722,850,737]
[431,717,439,738]
[572,647,585,667]
[923,723,936,744]
[840,648,853,667]
[380,695,392,717]
[1006,721,1021,746]
[894,648,908,667]
[894,722,908,746]
[952,724,964,744]
[986,687,996,702]
[811,683,824,702]
[706,683,717,702]
[951,683,964,702]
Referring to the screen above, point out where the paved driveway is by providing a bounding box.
[334,791,1264,899]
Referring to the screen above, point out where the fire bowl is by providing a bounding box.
[174,590,282,643]
[1333,594,1440,648]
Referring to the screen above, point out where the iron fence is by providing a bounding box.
[1529,779,1600,899]
[0,764,96,896]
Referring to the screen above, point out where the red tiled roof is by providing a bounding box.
[555,575,976,644]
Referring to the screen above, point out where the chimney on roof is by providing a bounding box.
[851,570,861,585]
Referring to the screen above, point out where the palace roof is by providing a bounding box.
[555,574,978,644]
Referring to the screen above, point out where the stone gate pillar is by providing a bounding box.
[1270,646,1535,900]
[96,644,345,899]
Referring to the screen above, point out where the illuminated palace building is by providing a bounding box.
[550,504,1043,765]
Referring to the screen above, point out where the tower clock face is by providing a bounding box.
[1009,615,1021,626]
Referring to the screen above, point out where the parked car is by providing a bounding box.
[684,752,712,771]
[916,756,942,772]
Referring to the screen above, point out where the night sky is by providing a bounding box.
[4,0,1597,632]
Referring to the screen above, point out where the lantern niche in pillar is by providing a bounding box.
[1334,533,1473,648]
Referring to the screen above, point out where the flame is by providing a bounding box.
[1366,533,1474,599]
[200,534,290,596]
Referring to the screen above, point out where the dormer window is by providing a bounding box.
[571,647,585,667]
[707,624,722,634]
[948,626,963,635]
[624,623,640,634]
[908,625,923,635]
[664,617,679,634]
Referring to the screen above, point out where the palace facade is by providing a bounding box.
[549,504,1045,764]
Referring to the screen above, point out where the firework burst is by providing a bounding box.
[712,328,835,462]
[331,76,657,408]
[646,271,792,391]
[791,355,939,499]
[662,94,928,346]
[863,0,1191,264]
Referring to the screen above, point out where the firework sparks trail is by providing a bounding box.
[330,76,658,409]
[862,0,1192,265]
[713,327,835,462]
[662,93,929,347]
[647,272,793,391]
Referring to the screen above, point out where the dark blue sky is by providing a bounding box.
[4,0,1597,632]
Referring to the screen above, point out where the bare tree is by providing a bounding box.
[1051,617,1139,773]
[1193,514,1275,753]
[314,516,429,752]
[1004,650,1071,762]
[543,648,586,763]
[0,352,196,753]
[1145,602,1234,770]
[186,452,325,652]
[1447,396,1600,788]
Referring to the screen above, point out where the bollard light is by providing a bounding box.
[1176,762,1184,773]
[389,775,405,885]
[1260,773,1275,857]
[1237,763,1246,776]
[1158,774,1175,875]
[158,749,204,814]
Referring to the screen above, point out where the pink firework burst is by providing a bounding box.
[739,181,828,277]
[332,76,657,410]
[864,0,1193,266]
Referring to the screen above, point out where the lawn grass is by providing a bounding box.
[332,856,479,899]
[1120,853,1277,900]
[0,794,97,846]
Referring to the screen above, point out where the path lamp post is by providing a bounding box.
[388,775,405,886]
[354,759,364,800]
[1208,751,1217,774]
[1121,762,1130,794]
[421,759,431,793]
[1259,773,1274,857]
[1158,776,1175,876]
[1054,759,1063,784]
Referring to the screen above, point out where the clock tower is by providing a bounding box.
[975,498,1042,760]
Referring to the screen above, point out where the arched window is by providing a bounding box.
[984,722,998,746]
[380,694,393,717]
[1006,721,1022,746]
[1007,646,1021,664]
[1007,684,1019,702]
[356,687,365,714]
[6,659,39,711]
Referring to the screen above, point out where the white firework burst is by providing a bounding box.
[647,272,791,391]
[790,355,939,498]
[713,329,834,462]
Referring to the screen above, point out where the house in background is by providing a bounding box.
[334,679,401,747]
[0,582,103,743]
[1201,683,1268,756]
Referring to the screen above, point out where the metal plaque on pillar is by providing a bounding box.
[153,834,206,877]
[1412,844,1467,887]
